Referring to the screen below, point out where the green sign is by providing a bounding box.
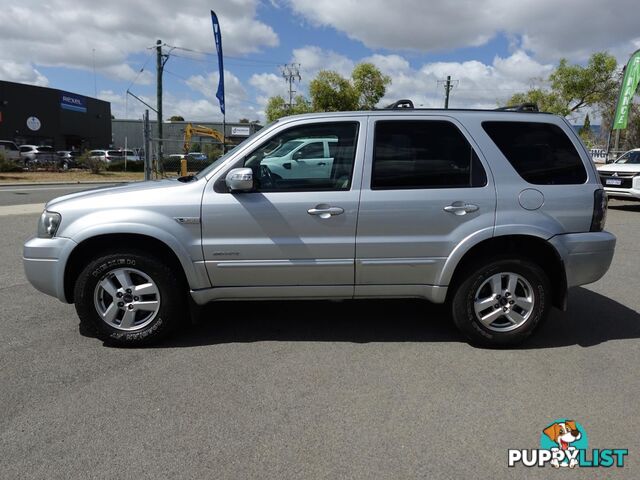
[613,49,640,130]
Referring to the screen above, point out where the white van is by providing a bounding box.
[0,140,20,161]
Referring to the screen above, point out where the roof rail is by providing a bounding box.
[384,99,414,109]
[495,102,539,112]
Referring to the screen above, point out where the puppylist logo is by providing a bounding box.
[508,419,628,469]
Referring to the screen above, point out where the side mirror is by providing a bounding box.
[225,168,253,192]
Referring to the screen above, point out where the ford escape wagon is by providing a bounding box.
[23,103,616,347]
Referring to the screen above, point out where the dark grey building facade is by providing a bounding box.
[0,80,111,150]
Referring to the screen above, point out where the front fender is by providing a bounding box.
[61,209,210,290]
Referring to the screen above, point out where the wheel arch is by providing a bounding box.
[64,233,193,303]
[445,234,567,310]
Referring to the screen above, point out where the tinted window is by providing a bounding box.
[0,141,17,151]
[615,151,640,164]
[295,142,325,159]
[244,122,359,192]
[482,121,587,184]
[372,120,487,189]
[265,140,302,157]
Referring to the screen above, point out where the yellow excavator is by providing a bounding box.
[180,124,226,176]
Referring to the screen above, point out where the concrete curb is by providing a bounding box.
[0,180,134,187]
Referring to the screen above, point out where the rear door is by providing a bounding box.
[355,116,496,288]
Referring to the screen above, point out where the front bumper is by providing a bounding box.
[603,186,640,200]
[23,236,77,302]
[549,231,616,288]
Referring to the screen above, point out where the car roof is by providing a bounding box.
[273,109,560,123]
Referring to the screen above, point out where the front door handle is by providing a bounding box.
[443,201,479,215]
[307,205,344,219]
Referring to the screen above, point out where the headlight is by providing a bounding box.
[37,211,61,238]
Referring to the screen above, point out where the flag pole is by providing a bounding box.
[211,10,226,154]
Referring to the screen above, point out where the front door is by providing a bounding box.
[201,119,365,293]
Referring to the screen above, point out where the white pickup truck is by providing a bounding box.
[597,148,640,200]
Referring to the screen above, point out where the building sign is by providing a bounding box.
[60,92,87,113]
[231,126,251,136]
[26,116,41,131]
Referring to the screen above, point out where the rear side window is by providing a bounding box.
[482,121,587,185]
[372,120,487,190]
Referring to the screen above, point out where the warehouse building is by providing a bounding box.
[0,80,111,150]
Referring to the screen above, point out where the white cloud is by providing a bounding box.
[286,0,640,62]
[0,0,278,84]
[264,46,553,111]
[0,60,48,86]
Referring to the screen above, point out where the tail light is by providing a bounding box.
[590,188,607,232]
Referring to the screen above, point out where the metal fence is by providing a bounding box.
[149,139,225,178]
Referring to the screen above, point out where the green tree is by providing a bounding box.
[264,62,391,121]
[579,113,595,147]
[309,70,358,112]
[169,115,184,122]
[238,118,250,123]
[351,62,391,110]
[508,52,618,116]
[265,95,313,122]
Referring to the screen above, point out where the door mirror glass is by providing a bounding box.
[225,168,254,192]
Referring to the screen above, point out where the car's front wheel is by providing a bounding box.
[74,251,185,346]
[451,258,551,347]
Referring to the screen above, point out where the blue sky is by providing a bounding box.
[1,0,639,122]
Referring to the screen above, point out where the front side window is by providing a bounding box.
[243,122,359,192]
[371,120,487,190]
[482,121,587,184]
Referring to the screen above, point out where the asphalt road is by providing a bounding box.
[0,193,639,479]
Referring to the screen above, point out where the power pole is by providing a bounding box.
[437,75,458,109]
[156,40,170,172]
[143,110,151,181]
[281,64,301,111]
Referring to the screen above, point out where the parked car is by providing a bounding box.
[117,149,141,162]
[597,148,640,201]
[165,153,210,172]
[23,103,616,347]
[260,137,338,179]
[56,151,83,170]
[89,149,120,163]
[0,140,20,162]
[19,145,57,167]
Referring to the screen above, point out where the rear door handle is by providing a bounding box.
[443,201,479,215]
[307,205,344,218]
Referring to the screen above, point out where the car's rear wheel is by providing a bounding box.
[74,251,185,346]
[451,258,550,347]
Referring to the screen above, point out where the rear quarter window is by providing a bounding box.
[482,121,587,185]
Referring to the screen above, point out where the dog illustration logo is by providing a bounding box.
[542,420,583,468]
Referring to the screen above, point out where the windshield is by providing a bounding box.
[615,151,640,164]
[194,125,270,180]
[265,140,303,158]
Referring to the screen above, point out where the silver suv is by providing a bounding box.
[23,105,616,347]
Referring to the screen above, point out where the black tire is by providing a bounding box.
[451,257,551,347]
[74,250,186,346]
